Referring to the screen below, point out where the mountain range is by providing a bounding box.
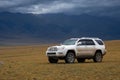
[0,12,120,45]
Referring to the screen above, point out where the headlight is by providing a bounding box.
[58,47,65,51]
[48,47,58,51]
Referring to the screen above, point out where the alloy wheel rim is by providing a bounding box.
[96,53,102,62]
[67,53,74,62]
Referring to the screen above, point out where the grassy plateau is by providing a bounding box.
[0,40,120,80]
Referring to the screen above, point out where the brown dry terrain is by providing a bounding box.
[0,41,120,80]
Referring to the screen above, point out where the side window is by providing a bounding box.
[78,40,86,45]
[86,40,95,45]
[95,40,104,45]
[78,39,95,45]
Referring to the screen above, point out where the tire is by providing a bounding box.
[93,52,103,62]
[77,58,85,63]
[65,52,75,63]
[48,57,58,63]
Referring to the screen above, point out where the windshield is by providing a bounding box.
[62,39,77,45]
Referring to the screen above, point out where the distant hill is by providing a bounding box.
[0,12,120,45]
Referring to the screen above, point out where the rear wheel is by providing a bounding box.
[65,52,75,63]
[93,52,102,62]
[77,58,85,63]
[48,57,58,63]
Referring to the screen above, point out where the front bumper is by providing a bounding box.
[46,51,65,57]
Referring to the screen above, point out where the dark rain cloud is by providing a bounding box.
[0,0,120,16]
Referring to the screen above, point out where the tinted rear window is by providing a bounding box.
[95,40,104,45]
[78,39,95,45]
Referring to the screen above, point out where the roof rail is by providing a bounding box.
[81,37,100,39]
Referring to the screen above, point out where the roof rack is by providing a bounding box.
[81,37,100,39]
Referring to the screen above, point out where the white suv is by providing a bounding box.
[46,37,106,63]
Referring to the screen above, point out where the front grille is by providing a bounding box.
[47,53,56,55]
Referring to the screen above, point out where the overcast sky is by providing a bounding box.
[0,0,120,16]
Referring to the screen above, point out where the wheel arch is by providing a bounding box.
[95,49,102,53]
[94,49,103,57]
[93,49,103,62]
[66,50,76,57]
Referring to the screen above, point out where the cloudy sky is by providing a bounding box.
[0,0,120,16]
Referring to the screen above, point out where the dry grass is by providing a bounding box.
[0,41,120,80]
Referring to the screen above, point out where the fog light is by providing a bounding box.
[58,52,63,54]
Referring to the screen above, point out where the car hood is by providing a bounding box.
[50,45,75,49]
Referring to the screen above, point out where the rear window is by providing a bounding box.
[95,40,104,45]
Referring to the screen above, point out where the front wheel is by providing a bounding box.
[65,52,75,63]
[48,57,58,63]
[93,52,103,62]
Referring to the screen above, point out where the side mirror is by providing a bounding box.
[77,42,82,46]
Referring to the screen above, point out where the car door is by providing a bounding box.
[76,39,96,57]
[85,39,96,56]
[76,39,87,57]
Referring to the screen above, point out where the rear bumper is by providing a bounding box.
[103,50,107,56]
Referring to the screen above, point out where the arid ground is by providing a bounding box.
[0,41,120,80]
